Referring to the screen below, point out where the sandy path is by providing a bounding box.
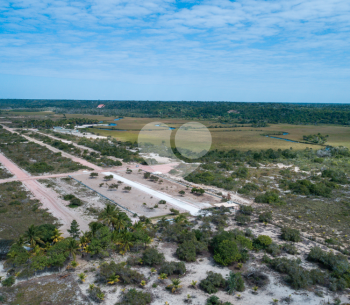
[103,171,200,215]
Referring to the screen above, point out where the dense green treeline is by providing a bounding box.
[2,100,350,125]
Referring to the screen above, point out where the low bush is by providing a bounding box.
[226,272,245,294]
[200,271,226,294]
[266,243,281,257]
[99,262,144,284]
[239,205,254,215]
[213,240,241,266]
[255,191,281,204]
[254,235,272,248]
[281,227,301,242]
[158,261,186,276]
[69,197,83,207]
[63,194,76,200]
[115,288,152,305]
[235,214,251,225]
[258,211,272,223]
[282,243,298,255]
[142,248,165,267]
[88,286,105,303]
[176,241,196,262]
[1,276,15,287]
[206,295,233,305]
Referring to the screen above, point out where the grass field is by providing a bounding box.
[4,112,350,151]
[85,118,350,151]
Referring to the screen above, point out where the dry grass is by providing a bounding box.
[0,274,89,305]
[0,181,57,240]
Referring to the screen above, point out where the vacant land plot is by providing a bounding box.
[0,273,90,305]
[39,176,111,223]
[0,181,57,240]
[0,164,13,179]
[72,172,202,217]
[0,128,89,174]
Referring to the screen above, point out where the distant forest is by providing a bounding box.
[1,99,350,125]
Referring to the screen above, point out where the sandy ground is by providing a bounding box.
[114,170,219,207]
[67,216,350,305]
[73,173,190,217]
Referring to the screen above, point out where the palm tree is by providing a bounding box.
[168,278,182,293]
[113,213,129,232]
[107,274,120,285]
[98,204,120,229]
[51,228,64,244]
[88,222,103,238]
[67,238,79,260]
[23,225,44,249]
[115,231,133,255]
[132,220,145,231]
[14,236,25,247]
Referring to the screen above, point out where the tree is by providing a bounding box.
[104,175,113,181]
[67,238,79,260]
[213,240,241,266]
[98,204,120,229]
[51,228,64,244]
[68,220,80,239]
[90,172,99,178]
[107,273,120,285]
[176,241,196,262]
[123,186,132,192]
[179,190,185,196]
[23,225,44,249]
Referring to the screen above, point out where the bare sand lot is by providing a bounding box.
[112,169,221,207]
[72,173,190,217]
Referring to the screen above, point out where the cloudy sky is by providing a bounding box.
[0,0,349,102]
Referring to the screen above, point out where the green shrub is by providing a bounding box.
[176,241,196,262]
[235,214,251,225]
[115,288,152,305]
[9,200,21,205]
[206,296,221,305]
[226,272,245,294]
[63,194,76,200]
[200,271,226,294]
[99,262,144,284]
[255,191,281,204]
[142,248,165,267]
[69,197,83,207]
[2,276,15,287]
[158,262,186,276]
[282,243,298,255]
[266,243,281,257]
[258,211,272,223]
[281,227,301,242]
[255,235,272,248]
[213,240,241,266]
[239,205,254,215]
[238,183,259,194]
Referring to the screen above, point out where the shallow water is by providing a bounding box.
[265,135,298,143]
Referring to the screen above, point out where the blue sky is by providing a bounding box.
[0,0,350,102]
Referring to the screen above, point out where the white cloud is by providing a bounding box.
[0,0,350,101]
